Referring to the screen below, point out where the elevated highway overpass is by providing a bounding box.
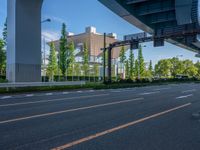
[99,0,200,52]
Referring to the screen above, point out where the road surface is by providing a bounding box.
[0,83,200,150]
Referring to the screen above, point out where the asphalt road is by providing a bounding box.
[0,83,200,150]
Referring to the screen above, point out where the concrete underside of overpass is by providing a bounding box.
[6,0,200,82]
[99,0,200,52]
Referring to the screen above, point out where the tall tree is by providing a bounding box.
[83,42,89,77]
[138,45,145,77]
[119,46,126,79]
[2,18,7,45]
[119,46,126,64]
[125,60,129,78]
[94,63,99,77]
[67,41,75,76]
[59,23,68,78]
[74,63,81,78]
[135,59,139,78]
[148,60,153,75]
[0,39,6,75]
[129,49,135,79]
[47,42,58,81]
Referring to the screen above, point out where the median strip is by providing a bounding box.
[0,94,109,107]
[0,97,143,124]
[51,103,191,150]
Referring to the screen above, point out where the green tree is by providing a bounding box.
[170,57,184,77]
[3,18,7,45]
[182,60,198,77]
[129,49,135,79]
[119,46,126,63]
[125,60,129,78]
[119,46,126,79]
[0,39,6,75]
[93,63,99,77]
[59,23,68,78]
[147,60,153,78]
[47,42,58,81]
[83,43,89,77]
[149,60,153,74]
[155,59,172,77]
[67,41,75,76]
[195,61,200,77]
[74,63,81,78]
[138,45,145,77]
[135,59,139,78]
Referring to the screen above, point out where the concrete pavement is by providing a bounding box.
[0,83,200,150]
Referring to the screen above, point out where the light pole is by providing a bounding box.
[41,18,51,82]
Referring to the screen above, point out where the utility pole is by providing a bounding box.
[108,45,112,83]
[103,33,106,83]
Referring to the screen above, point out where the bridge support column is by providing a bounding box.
[7,0,43,82]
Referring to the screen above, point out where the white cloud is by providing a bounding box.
[42,30,60,42]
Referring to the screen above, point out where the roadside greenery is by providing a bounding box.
[47,42,58,81]
[59,23,68,78]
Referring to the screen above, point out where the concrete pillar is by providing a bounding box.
[7,0,43,82]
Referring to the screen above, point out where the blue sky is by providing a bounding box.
[0,0,199,65]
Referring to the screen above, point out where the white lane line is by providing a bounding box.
[26,94,34,97]
[62,92,69,95]
[51,103,191,150]
[77,91,83,93]
[0,96,12,100]
[0,94,109,107]
[0,97,143,124]
[153,88,171,91]
[88,90,94,92]
[46,93,53,96]
[182,89,196,93]
[139,91,160,96]
[111,91,121,93]
[176,94,193,99]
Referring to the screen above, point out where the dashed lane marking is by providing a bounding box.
[176,94,193,99]
[139,91,160,96]
[0,96,12,100]
[0,97,143,124]
[182,89,196,93]
[0,94,109,107]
